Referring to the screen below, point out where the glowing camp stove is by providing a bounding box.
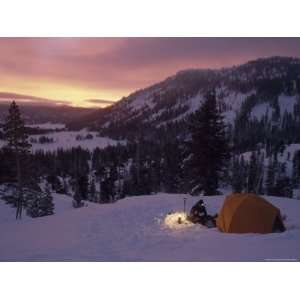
[163,197,194,229]
[164,211,193,229]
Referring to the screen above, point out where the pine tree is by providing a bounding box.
[246,151,264,193]
[231,156,247,193]
[273,163,293,197]
[292,150,300,189]
[62,176,69,194]
[72,148,85,208]
[256,152,265,194]
[3,101,31,219]
[40,184,54,216]
[73,185,84,208]
[78,174,89,199]
[186,90,230,195]
[88,178,96,202]
[161,140,184,193]
[26,193,40,218]
[265,157,275,195]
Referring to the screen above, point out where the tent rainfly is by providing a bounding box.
[216,193,285,234]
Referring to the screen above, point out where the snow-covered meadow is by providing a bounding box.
[0,129,124,152]
[1,193,299,261]
[26,123,66,130]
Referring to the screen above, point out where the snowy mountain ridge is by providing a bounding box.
[69,56,300,140]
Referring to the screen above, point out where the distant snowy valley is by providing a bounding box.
[0,124,124,152]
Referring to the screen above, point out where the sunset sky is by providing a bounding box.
[1,37,300,108]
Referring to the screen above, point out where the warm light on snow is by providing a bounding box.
[164,211,193,229]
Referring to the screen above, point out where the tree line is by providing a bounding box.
[1,92,300,219]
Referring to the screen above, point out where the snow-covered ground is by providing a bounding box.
[0,129,124,152]
[0,193,300,261]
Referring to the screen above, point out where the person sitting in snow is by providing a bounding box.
[189,199,207,223]
[189,199,217,228]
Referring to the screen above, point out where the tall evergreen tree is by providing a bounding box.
[186,90,230,195]
[3,101,31,219]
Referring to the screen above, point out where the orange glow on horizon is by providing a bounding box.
[0,75,124,108]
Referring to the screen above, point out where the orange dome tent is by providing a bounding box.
[216,193,285,234]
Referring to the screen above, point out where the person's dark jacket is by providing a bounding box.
[189,199,217,228]
[189,200,208,224]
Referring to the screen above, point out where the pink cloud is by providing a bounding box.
[1,37,300,105]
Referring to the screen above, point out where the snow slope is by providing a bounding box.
[1,193,300,261]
